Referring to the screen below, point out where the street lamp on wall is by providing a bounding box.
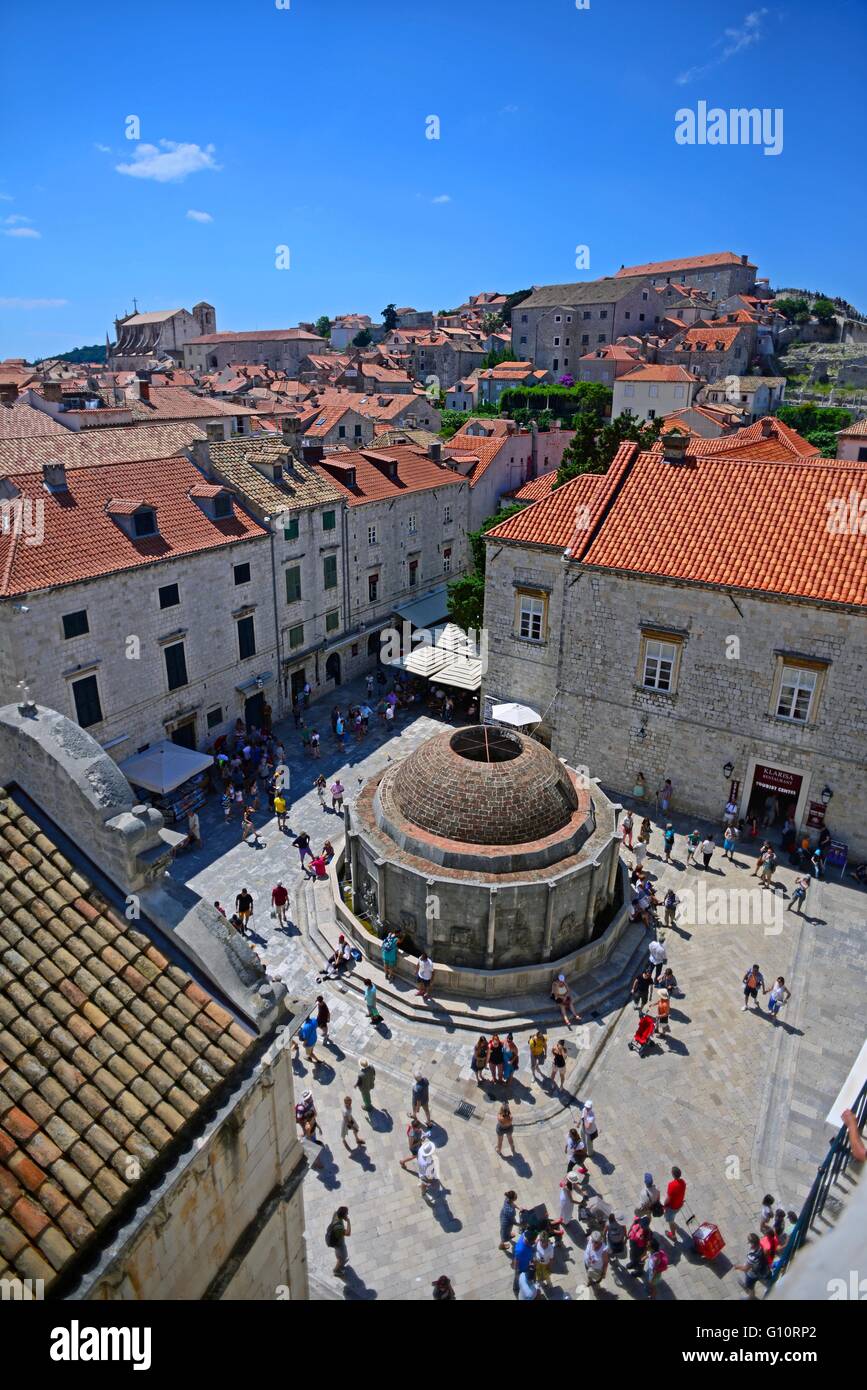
[821,785,833,804]
[723,761,734,780]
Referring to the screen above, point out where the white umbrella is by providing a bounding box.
[491,702,541,727]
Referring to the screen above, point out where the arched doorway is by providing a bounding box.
[325,652,341,686]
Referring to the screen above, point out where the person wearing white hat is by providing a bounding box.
[581,1099,598,1157]
[583,1228,609,1291]
[550,973,580,1027]
[417,1139,439,1198]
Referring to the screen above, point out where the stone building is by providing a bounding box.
[0,701,309,1301]
[111,304,216,371]
[657,323,757,382]
[514,277,667,376]
[481,434,867,858]
[612,364,697,422]
[446,420,575,530]
[183,329,327,376]
[0,455,276,757]
[346,723,620,972]
[836,417,867,462]
[615,252,758,301]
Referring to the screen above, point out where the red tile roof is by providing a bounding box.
[619,365,696,384]
[488,442,867,606]
[486,454,627,550]
[510,471,561,502]
[616,252,756,278]
[0,400,68,441]
[0,457,267,597]
[686,417,819,460]
[838,416,867,437]
[314,444,463,506]
[0,422,206,476]
[129,386,254,422]
[673,325,744,350]
[186,329,325,345]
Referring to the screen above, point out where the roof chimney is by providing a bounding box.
[139,380,151,403]
[0,383,18,405]
[741,254,748,266]
[42,461,68,492]
[760,417,773,437]
[302,443,324,465]
[427,441,442,463]
[662,431,690,465]
[42,382,64,403]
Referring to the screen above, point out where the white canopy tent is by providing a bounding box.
[435,653,483,691]
[490,702,542,728]
[120,741,213,795]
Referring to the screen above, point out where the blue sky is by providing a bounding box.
[1,0,865,360]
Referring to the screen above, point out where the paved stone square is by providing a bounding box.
[169,686,867,1301]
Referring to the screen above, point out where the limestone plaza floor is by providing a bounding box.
[168,678,866,1301]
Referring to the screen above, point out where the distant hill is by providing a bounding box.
[34,344,107,366]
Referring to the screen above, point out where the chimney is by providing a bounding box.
[740,254,748,266]
[662,431,690,465]
[0,383,18,405]
[42,462,68,492]
[427,441,442,463]
[302,443,324,464]
[42,382,64,403]
[139,380,151,403]
[760,418,773,437]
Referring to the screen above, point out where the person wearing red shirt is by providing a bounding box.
[271,881,289,927]
[664,1165,687,1240]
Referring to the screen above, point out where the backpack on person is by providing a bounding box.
[746,972,758,990]
[653,1248,669,1274]
[325,1214,343,1248]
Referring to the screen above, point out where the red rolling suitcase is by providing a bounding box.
[691,1221,725,1259]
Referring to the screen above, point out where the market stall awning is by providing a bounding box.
[393,584,449,630]
[491,702,541,727]
[120,740,213,795]
[435,654,483,691]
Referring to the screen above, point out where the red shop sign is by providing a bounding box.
[752,764,802,797]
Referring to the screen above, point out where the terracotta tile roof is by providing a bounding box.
[486,469,612,548]
[478,360,535,379]
[672,325,745,350]
[0,788,255,1292]
[489,442,867,605]
[837,416,867,437]
[519,277,651,309]
[579,345,640,363]
[686,417,819,460]
[314,444,463,506]
[206,439,343,512]
[128,387,254,423]
[619,365,696,383]
[186,329,326,345]
[0,401,68,442]
[510,471,561,502]
[615,252,756,278]
[0,456,267,597]
[0,422,206,478]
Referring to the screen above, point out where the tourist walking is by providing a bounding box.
[400,1116,425,1170]
[663,888,678,929]
[658,778,673,815]
[354,1058,376,1113]
[700,835,714,869]
[742,964,767,1012]
[735,1233,770,1299]
[235,887,254,931]
[499,1190,518,1251]
[638,815,652,848]
[431,1275,455,1301]
[292,830,312,867]
[664,1166,687,1240]
[723,824,737,861]
[512,1228,536,1297]
[606,1211,628,1263]
[310,729,321,758]
[330,779,345,813]
[584,1230,610,1293]
[638,1172,660,1217]
[295,1089,322,1143]
[631,968,653,1011]
[241,807,263,848]
[274,791,288,833]
[528,1029,547,1081]
[663,823,675,863]
[381,930,398,981]
[627,1213,651,1274]
[654,988,672,1038]
[488,1033,505,1083]
[412,1072,432,1125]
[326,1206,351,1277]
[686,829,701,865]
[271,880,289,928]
[534,1231,555,1287]
[417,1139,439,1198]
[581,1099,598,1157]
[633,839,648,872]
[759,849,777,890]
[786,876,809,914]
[723,797,739,828]
[752,842,772,877]
[340,1097,365,1152]
[644,1237,668,1299]
[550,1038,568,1090]
[559,1176,579,1229]
[551,973,580,1026]
[565,1127,588,1178]
[648,935,667,982]
[503,1033,519,1086]
[767,976,791,1020]
[363,978,382,1024]
[297,1014,323,1066]
[315,994,330,1042]
[314,774,327,808]
[416,951,434,1000]
[621,810,634,849]
[496,1100,516,1156]
[471,1034,489,1083]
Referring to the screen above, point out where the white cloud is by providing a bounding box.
[0,298,68,309]
[4,226,41,239]
[115,140,221,184]
[3,214,31,226]
[0,193,13,202]
[431,193,451,204]
[676,8,768,85]
[186,208,213,223]
[94,142,111,153]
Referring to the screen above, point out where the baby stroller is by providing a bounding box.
[628,1013,656,1056]
[519,1202,565,1247]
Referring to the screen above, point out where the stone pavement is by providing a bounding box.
[167,690,867,1300]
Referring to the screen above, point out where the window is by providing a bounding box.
[284,516,299,542]
[234,562,251,586]
[409,558,418,587]
[520,335,527,345]
[642,290,648,301]
[443,505,452,524]
[776,666,817,723]
[518,591,546,641]
[325,609,339,632]
[368,573,379,603]
[442,547,452,574]
[72,674,102,728]
[520,313,528,323]
[158,583,179,610]
[235,616,254,661]
[367,525,377,545]
[132,508,157,538]
[597,335,605,343]
[649,385,659,398]
[206,706,223,731]
[62,610,88,639]
[599,310,608,321]
[553,359,559,371]
[583,311,591,320]
[565,338,570,346]
[581,334,589,345]
[338,425,346,438]
[624,311,631,321]
[553,337,560,347]
[639,313,645,322]
[288,623,304,649]
[648,409,656,419]
[354,424,362,437]
[285,565,301,603]
[555,315,561,323]
[324,554,337,589]
[566,315,572,323]
[214,494,231,519]
[673,385,685,400]
[206,423,224,443]
[408,513,417,534]
[164,641,189,692]
[641,638,679,692]
[322,510,336,531]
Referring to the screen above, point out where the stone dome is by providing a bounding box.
[387,725,580,846]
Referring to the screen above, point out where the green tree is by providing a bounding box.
[314,315,332,340]
[777,404,852,435]
[352,327,373,347]
[553,411,662,488]
[381,303,399,331]
[439,409,470,439]
[481,345,518,370]
[812,297,836,323]
[481,311,504,335]
[773,297,810,321]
